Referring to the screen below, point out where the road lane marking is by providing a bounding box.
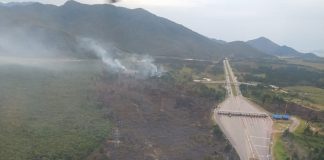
[250,136,270,140]
[217,59,273,160]
[254,145,269,148]
[242,118,259,159]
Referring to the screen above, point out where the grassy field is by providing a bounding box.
[241,83,324,112]
[0,60,111,160]
[291,120,324,152]
[273,118,324,160]
[272,120,290,160]
[285,86,324,110]
[191,61,225,82]
[284,58,324,71]
[273,134,290,160]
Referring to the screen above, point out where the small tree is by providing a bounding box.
[303,124,313,135]
[283,128,290,137]
[212,125,223,138]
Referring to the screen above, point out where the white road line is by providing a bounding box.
[259,154,272,160]
[250,136,270,140]
[242,118,258,159]
[258,154,271,157]
[216,58,272,160]
[254,145,269,148]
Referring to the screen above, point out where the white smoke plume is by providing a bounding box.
[79,38,164,78]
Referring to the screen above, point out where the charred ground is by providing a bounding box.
[0,59,237,160]
[88,66,238,160]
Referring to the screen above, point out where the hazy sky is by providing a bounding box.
[1,0,324,53]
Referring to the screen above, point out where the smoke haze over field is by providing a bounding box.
[0,24,88,59]
[80,38,164,78]
[0,27,55,58]
[0,28,164,77]
[0,23,163,77]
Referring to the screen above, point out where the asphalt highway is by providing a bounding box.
[214,58,273,160]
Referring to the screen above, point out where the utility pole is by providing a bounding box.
[284,103,288,115]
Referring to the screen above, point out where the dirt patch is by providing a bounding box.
[87,73,239,160]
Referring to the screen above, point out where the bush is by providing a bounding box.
[213,125,223,138]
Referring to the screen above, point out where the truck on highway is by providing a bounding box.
[272,114,290,120]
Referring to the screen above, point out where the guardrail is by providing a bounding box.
[217,110,268,118]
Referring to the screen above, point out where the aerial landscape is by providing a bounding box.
[0,0,323,160]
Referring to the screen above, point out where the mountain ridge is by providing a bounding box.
[0,1,318,61]
[246,37,318,58]
[0,1,272,60]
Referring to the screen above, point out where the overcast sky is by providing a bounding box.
[1,0,324,53]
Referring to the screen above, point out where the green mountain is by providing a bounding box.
[0,0,271,60]
[247,37,317,58]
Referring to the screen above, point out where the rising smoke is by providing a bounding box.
[0,26,164,77]
[79,38,164,78]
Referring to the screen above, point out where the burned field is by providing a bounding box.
[0,58,237,160]
[88,71,238,160]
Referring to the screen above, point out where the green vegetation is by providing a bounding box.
[285,86,324,110]
[244,65,324,88]
[312,122,324,135]
[240,85,285,107]
[235,58,324,111]
[291,120,324,153]
[164,67,226,101]
[233,59,324,88]
[212,125,224,138]
[0,61,111,160]
[240,84,324,111]
[158,59,225,82]
[234,60,324,159]
[208,62,225,81]
[205,83,226,95]
[274,119,324,160]
[233,59,324,159]
[273,134,290,160]
[284,58,324,71]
